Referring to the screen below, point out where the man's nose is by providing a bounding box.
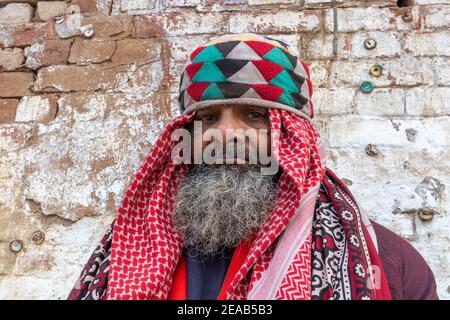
[212,110,246,160]
[214,109,242,137]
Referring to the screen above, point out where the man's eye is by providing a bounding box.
[199,114,216,123]
[247,111,267,120]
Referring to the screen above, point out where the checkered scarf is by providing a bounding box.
[68,109,391,300]
[68,33,391,300]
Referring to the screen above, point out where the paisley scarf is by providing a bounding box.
[68,108,391,300]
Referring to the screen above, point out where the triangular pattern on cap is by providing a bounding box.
[214,41,241,58]
[251,60,284,82]
[227,61,267,84]
[269,69,300,94]
[286,69,306,93]
[183,91,195,109]
[178,32,315,120]
[186,62,204,80]
[201,82,225,100]
[190,46,205,61]
[276,90,295,107]
[216,82,252,99]
[192,62,226,82]
[192,45,224,62]
[240,87,262,99]
[187,82,210,101]
[290,92,309,108]
[245,40,275,58]
[251,84,284,101]
[263,47,294,71]
[226,41,262,60]
[215,59,249,79]
[300,79,311,101]
[179,70,190,92]
[294,61,308,79]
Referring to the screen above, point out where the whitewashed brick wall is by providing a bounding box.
[0,0,448,299]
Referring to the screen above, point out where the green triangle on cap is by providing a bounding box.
[269,69,299,94]
[263,47,294,71]
[192,62,227,82]
[276,90,296,107]
[192,45,225,62]
[200,82,225,100]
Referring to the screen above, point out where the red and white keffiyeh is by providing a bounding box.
[68,108,391,300]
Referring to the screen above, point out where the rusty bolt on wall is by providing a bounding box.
[364,39,377,50]
[397,208,437,222]
[32,230,45,244]
[418,208,435,221]
[402,10,413,22]
[369,63,384,77]
[365,143,380,156]
[80,24,95,38]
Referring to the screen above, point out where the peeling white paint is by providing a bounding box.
[1,1,449,300]
[15,96,51,122]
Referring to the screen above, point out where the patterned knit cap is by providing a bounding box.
[178,33,315,122]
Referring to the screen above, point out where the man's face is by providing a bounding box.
[173,105,279,257]
[188,104,271,165]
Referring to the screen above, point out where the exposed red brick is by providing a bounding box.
[0,98,19,122]
[35,1,67,22]
[0,21,58,49]
[112,39,160,65]
[44,94,59,123]
[0,0,38,4]
[34,64,129,92]
[72,0,112,14]
[135,15,165,38]
[0,48,25,71]
[0,72,34,97]
[68,39,116,64]
[26,39,72,70]
[81,14,134,38]
[73,0,98,12]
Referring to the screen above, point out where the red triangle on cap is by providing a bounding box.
[187,82,210,101]
[186,62,204,80]
[245,41,275,57]
[190,46,205,61]
[251,84,283,101]
[252,60,283,82]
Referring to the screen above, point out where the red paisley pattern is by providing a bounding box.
[68,109,391,300]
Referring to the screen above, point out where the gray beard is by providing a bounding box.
[172,164,279,258]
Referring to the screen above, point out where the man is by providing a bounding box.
[68,33,438,300]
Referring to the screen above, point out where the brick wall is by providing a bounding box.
[0,0,448,299]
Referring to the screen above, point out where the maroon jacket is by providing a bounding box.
[372,221,439,300]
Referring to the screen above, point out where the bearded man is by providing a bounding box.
[68,33,438,300]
